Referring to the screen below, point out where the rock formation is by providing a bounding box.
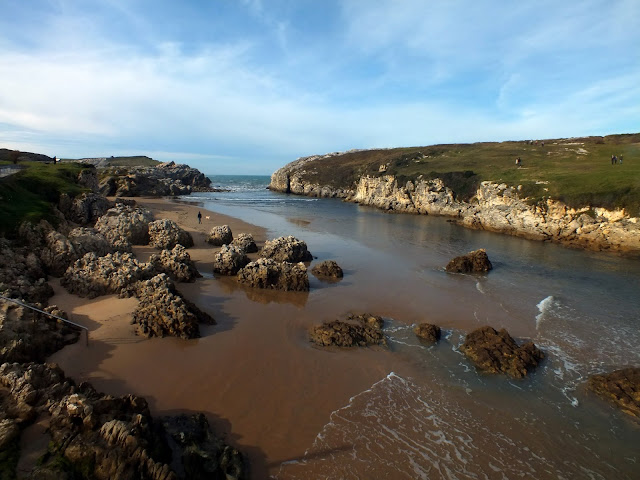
[230,233,258,253]
[445,249,493,273]
[148,244,201,282]
[413,323,441,343]
[148,219,194,249]
[309,313,386,347]
[460,326,544,378]
[207,225,233,246]
[95,203,154,246]
[213,245,250,275]
[0,239,53,304]
[260,236,313,263]
[588,367,640,419]
[237,258,309,291]
[311,260,344,279]
[58,192,113,226]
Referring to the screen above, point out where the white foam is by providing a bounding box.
[535,295,557,330]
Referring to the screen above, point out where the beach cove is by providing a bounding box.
[38,176,640,479]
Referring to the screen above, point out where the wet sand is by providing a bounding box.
[47,196,411,479]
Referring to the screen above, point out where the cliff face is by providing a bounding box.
[269,166,640,253]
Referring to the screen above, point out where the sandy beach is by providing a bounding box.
[45,196,407,478]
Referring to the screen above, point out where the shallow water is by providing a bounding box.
[184,175,640,479]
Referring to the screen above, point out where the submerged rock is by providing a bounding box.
[237,258,309,291]
[309,313,386,347]
[260,236,313,263]
[588,367,640,419]
[460,326,543,378]
[207,225,233,246]
[445,248,493,273]
[413,323,441,343]
[311,260,344,279]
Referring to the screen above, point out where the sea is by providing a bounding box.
[180,174,640,479]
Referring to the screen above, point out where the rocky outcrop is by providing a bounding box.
[309,313,386,347]
[213,245,250,275]
[413,323,441,343]
[58,192,113,225]
[311,260,344,279]
[588,367,640,419]
[61,252,154,298]
[207,225,233,246]
[0,362,244,479]
[148,219,194,249]
[95,203,154,246]
[0,239,52,304]
[445,249,493,273]
[230,233,258,253]
[260,236,313,263]
[237,258,309,291]
[461,326,544,378]
[149,245,201,282]
[131,274,214,339]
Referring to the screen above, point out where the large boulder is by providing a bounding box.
[230,233,258,253]
[131,274,214,339]
[67,227,114,258]
[149,245,201,282]
[148,219,194,249]
[59,192,113,225]
[460,326,544,378]
[213,245,250,275]
[61,252,154,298]
[309,313,386,347]
[0,239,52,304]
[95,203,154,246]
[236,258,309,291]
[413,323,441,343]
[588,368,640,419]
[207,225,233,246]
[311,260,343,279]
[445,248,493,273]
[260,236,312,263]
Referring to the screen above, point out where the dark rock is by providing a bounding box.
[207,225,233,246]
[237,258,309,291]
[445,248,493,273]
[311,260,343,279]
[413,323,441,343]
[149,219,194,249]
[149,245,201,282]
[261,236,312,263]
[59,192,113,225]
[588,367,640,419]
[460,326,543,378]
[230,233,258,254]
[0,238,53,304]
[309,313,386,347]
[213,245,250,275]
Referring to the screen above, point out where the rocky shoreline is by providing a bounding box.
[269,158,640,253]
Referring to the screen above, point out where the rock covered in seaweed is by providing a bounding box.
[588,367,640,419]
[460,326,543,378]
[148,218,194,249]
[260,236,312,263]
[237,258,309,291]
[309,313,386,347]
[413,323,441,343]
[445,248,493,273]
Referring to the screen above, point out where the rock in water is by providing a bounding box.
[237,258,309,291]
[460,326,543,378]
[413,323,441,343]
[213,245,250,275]
[309,313,386,347]
[311,260,344,279]
[445,248,493,273]
[588,368,640,419]
[260,236,313,262]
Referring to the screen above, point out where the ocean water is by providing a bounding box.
[182,175,640,479]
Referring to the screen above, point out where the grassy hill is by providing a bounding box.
[288,134,640,215]
[61,155,160,167]
[0,161,92,235]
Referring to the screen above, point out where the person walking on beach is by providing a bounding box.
[197,211,202,224]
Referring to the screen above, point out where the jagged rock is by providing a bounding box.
[309,313,386,347]
[588,368,640,419]
[162,414,246,480]
[148,219,194,249]
[213,245,250,275]
[445,249,493,273]
[149,245,201,282]
[131,274,214,339]
[0,239,53,304]
[230,233,258,253]
[67,227,114,257]
[39,229,79,277]
[95,203,154,246]
[61,252,155,298]
[311,260,343,279]
[413,323,441,343]
[76,167,99,191]
[237,258,309,291]
[207,225,233,246]
[59,192,113,225]
[460,326,544,378]
[260,236,312,263]
[0,418,19,451]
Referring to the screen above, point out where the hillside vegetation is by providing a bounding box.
[0,161,91,235]
[61,155,160,167]
[290,134,640,215]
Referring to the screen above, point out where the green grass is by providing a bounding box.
[289,134,640,215]
[0,161,91,235]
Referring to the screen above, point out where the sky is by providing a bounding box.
[1,1,639,175]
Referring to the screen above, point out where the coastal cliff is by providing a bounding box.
[269,140,640,253]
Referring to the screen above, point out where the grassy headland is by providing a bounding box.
[290,134,640,215]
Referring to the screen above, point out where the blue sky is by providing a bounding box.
[1,0,638,174]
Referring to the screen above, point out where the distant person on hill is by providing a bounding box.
[515,157,522,167]
[197,211,202,224]
[619,155,623,164]
[611,154,617,165]
[53,155,57,164]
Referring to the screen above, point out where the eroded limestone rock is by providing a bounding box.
[207,225,233,246]
[230,233,258,253]
[445,249,493,273]
[309,313,386,347]
[588,367,640,419]
[311,260,343,279]
[213,245,250,276]
[148,219,194,249]
[413,323,441,343]
[148,244,201,282]
[260,236,312,263]
[237,258,309,291]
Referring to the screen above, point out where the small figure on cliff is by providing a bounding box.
[611,154,617,165]
[197,211,202,224]
[515,157,522,167]
[619,155,623,164]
